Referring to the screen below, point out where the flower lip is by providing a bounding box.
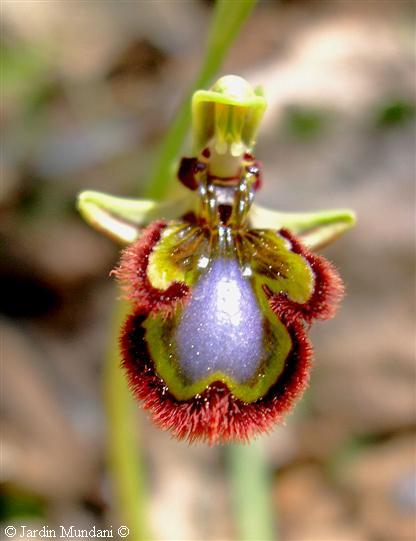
[114,219,333,423]
[111,187,345,443]
[120,310,312,445]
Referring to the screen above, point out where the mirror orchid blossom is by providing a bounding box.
[78,75,355,444]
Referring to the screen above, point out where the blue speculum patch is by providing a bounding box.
[175,257,265,383]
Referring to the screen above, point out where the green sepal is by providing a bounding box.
[250,205,356,250]
[192,75,267,155]
[77,190,196,244]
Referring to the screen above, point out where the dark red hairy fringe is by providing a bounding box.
[113,221,189,317]
[120,310,312,445]
[268,228,344,326]
[115,222,340,443]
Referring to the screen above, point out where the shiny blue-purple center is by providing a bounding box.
[175,258,264,383]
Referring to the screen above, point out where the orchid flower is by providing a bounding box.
[78,75,355,444]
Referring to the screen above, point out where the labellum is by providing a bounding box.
[78,75,355,444]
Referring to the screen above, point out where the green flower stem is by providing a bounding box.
[228,440,276,541]
[104,300,151,541]
[147,0,257,200]
[104,2,276,541]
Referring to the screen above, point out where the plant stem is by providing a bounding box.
[104,300,151,541]
[228,440,276,541]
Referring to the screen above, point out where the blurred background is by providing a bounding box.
[1,1,415,540]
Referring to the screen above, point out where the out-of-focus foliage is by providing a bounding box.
[376,99,415,128]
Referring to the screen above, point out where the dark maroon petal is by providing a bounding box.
[178,157,200,191]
